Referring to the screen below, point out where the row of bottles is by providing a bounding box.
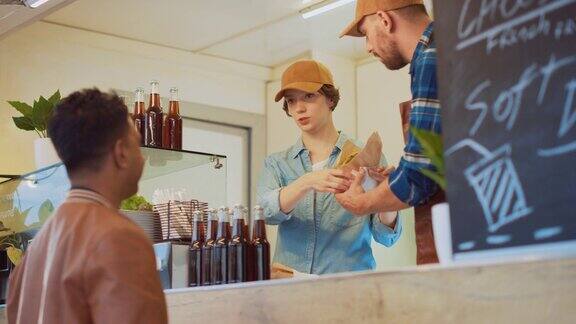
[189,205,270,287]
[131,80,182,150]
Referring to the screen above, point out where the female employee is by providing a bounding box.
[257,60,401,274]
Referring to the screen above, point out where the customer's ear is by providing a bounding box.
[112,137,130,170]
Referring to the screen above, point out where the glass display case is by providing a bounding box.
[0,147,227,302]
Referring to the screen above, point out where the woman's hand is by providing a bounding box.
[279,168,353,214]
[300,169,353,194]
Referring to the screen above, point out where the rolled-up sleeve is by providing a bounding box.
[370,212,402,247]
[256,157,293,225]
[366,152,402,246]
[389,163,439,206]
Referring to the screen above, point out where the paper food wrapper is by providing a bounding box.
[334,132,382,171]
[333,132,382,191]
[271,263,319,280]
[271,262,294,279]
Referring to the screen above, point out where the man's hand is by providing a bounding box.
[335,168,371,216]
[367,166,395,183]
[338,166,410,214]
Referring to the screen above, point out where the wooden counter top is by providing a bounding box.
[165,257,576,323]
[2,257,576,323]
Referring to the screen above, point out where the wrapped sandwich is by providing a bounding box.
[334,132,383,191]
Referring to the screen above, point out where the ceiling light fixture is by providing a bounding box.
[23,0,52,8]
[0,0,53,8]
[300,0,355,19]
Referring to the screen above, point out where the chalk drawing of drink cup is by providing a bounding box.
[446,140,533,233]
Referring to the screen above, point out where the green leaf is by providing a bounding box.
[411,127,447,189]
[120,195,153,211]
[38,199,55,224]
[6,246,23,266]
[32,96,53,132]
[48,90,61,105]
[411,128,445,172]
[420,169,446,190]
[12,116,36,131]
[7,101,33,117]
[0,208,31,238]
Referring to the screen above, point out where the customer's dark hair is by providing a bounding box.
[282,84,341,117]
[48,88,129,174]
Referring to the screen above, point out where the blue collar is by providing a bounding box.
[290,131,349,159]
[410,22,434,75]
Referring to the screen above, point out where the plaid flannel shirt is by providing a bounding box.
[388,22,442,206]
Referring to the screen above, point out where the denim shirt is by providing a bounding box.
[257,132,402,274]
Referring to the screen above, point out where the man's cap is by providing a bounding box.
[339,0,424,38]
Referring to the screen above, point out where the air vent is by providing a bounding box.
[0,0,23,5]
[0,9,16,21]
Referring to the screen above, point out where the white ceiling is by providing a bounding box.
[43,0,369,67]
[0,0,74,39]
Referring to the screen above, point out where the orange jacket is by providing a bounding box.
[7,189,168,324]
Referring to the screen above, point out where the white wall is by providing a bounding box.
[424,0,434,17]
[356,60,410,166]
[0,21,269,174]
[356,59,416,267]
[312,51,357,138]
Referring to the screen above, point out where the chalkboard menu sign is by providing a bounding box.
[434,0,576,259]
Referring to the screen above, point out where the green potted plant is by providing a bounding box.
[411,127,452,265]
[0,230,22,304]
[7,90,62,169]
[0,180,55,303]
[0,207,33,303]
[0,199,54,265]
[0,230,24,267]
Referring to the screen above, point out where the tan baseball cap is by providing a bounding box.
[274,60,334,102]
[340,0,423,38]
